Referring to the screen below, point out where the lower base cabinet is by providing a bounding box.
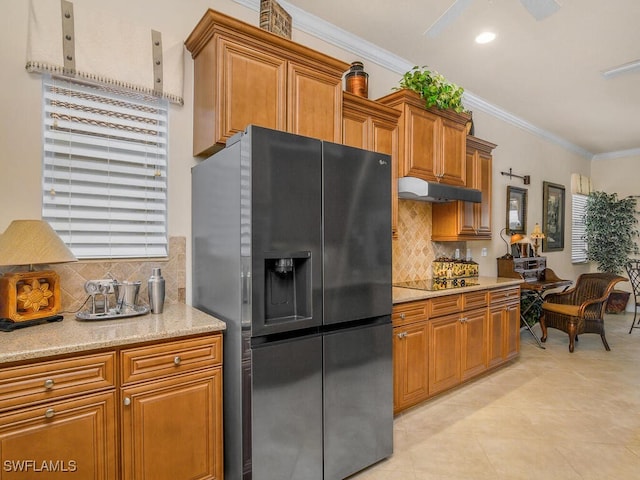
[393,286,519,414]
[0,333,223,480]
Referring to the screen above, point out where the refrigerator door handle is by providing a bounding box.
[242,270,251,304]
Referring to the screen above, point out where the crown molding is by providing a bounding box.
[232,0,595,159]
[592,148,640,161]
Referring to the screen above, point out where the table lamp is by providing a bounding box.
[0,220,77,329]
[530,223,545,257]
[499,228,524,259]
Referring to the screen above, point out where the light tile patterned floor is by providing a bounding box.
[350,312,640,479]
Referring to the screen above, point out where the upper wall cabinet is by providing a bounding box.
[185,10,349,157]
[342,92,401,237]
[432,136,497,241]
[377,89,470,187]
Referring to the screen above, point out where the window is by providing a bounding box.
[571,193,588,263]
[41,75,168,259]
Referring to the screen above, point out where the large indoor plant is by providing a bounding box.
[584,191,639,312]
[398,66,466,113]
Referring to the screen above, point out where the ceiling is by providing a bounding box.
[275,0,640,158]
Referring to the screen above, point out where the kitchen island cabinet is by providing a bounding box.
[432,136,496,240]
[0,305,225,480]
[377,89,470,187]
[185,9,348,157]
[392,280,519,414]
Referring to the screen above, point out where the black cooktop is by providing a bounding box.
[393,278,479,291]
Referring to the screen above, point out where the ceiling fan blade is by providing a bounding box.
[519,0,561,21]
[424,0,474,38]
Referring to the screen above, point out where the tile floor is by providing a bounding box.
[351,312,640,479]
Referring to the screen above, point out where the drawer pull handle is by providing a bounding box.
[459,317,468,323]
[123,397,131,406]
[44,408,55,419]
[400,313,405,319]
[44,379,55,389]
[174,356,182,366]
[397,332,408,339]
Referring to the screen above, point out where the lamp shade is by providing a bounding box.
[0,220,77,267]
[509,233,525,244]
[530,223,545,239]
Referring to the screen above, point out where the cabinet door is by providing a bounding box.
[121,368,223,480]
[475,149,492,236]
[371,116,399,238]
[288,62,343,143]
[342,108,368,149]
[193,36,287,156]
[439,117,467,186]
[0,392,116,480]
[403,105,438,180]
[504,301,521,361]
[487,305,505,368]
[393,322,429,413]
[428,314,461,396]
[458,149,479,235]
[461,308,488,380]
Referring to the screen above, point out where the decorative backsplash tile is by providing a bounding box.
[0,237,186,314]
[393,200,465,282]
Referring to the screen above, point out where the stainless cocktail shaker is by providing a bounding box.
[148,268,165,314]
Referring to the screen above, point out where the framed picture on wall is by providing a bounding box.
[506,186,527,234]
[542,181,565,252]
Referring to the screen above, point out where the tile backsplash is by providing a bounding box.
[393,200,465,283]
[0,237,186,314]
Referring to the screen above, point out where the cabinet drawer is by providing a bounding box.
[121,335,222,385]
[0,353,115,412]
[392,301,428,326]
[489,287,520,304]
[429,294,462,317]
[463,290,488,310]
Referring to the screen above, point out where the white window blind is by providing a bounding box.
[571,193,588,263]
[41,75,168,259]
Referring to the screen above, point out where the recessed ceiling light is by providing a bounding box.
[475,31,496,44]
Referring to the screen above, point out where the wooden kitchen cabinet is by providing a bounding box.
[0,333,223,480]
[0,353,117,479]
[185,9,348,157]
[377,89,470,186]
[343,92,401,237]
[428,291,487,395]
[432,136,497,241]
[487,287,521,367]
[120,335,223,480]
[392,287,516,414]
[393,321,429,414]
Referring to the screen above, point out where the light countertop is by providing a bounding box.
[393,276,523,304]
[0,303,226,365]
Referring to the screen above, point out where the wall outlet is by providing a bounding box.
[481,248,488,257]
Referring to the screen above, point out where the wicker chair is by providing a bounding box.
[627,260,640,333]
[540,273,627,352]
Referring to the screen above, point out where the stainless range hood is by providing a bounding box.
[398,177,481,203]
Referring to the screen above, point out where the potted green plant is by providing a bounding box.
[584,191,640,312]
[397,66,466,113]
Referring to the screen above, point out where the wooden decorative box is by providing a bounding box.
[259,0,292,38]
[0,270,61,322]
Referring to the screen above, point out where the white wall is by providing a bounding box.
[0,0,606,303]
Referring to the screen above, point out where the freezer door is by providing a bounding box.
[323,320,393,480]
[322,142,392,324]
[251,334,323,480]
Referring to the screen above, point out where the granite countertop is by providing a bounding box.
[393,276,524,304]
[0,303,226,365]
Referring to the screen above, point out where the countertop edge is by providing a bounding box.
[0,303,226,365]
[393,277,524,304]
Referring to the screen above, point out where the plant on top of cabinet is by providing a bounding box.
[398,66,466,113]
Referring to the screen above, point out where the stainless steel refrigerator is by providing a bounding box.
[192,125,393,480]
